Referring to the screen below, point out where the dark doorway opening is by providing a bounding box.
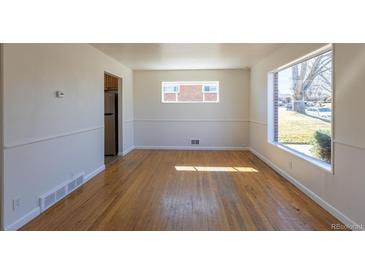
[104,73,119,165]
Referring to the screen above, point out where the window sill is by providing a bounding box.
[269,141,333,174]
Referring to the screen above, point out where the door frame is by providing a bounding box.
[104,71,123,157]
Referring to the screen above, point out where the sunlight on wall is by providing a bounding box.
[175,166,258,173]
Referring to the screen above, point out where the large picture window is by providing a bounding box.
[272,47,333,165]
[162,81,219,103]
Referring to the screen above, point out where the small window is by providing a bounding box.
[163,83,179,93]
[203,84,218,93]
[270,47,333,166]
[162,81,219,103]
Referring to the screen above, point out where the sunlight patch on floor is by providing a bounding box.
[175,166,196,171]
[175,166,258,173]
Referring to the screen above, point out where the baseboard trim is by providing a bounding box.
[249,147,362,231]
[84,164,105,182]
[119,146,135,156]
[5,164,105,231]
[134,119,249,123]
[5,207,41,231]
[134,145,249,151]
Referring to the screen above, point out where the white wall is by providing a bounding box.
[133,69,250,149]
[250,43,365,228]
[1,44,134,230]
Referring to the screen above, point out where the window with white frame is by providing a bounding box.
[162,81,219,103]
[162,83,179,93]
[203,83,218,93]
[270,47,333,164]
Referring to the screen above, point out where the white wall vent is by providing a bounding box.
[55,186,67,200]
[43,193,56,210]
[67,180,77,192]
[39,173,85,212]
[76,176,83,186]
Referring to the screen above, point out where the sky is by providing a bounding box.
[278,67,293,95]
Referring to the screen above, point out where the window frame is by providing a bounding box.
[161,81,220,103]
[267,44,334,173]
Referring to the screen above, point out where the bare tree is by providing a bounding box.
[291,51,332,113]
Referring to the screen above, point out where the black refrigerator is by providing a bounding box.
[104,92,118,156]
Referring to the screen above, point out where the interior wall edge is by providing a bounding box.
[118,145,135,156]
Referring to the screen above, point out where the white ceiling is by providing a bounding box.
[91,43,280,70]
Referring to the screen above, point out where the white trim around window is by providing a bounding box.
[267,44,334,174]
[161,81,219,103]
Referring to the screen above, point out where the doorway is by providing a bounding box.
[104,73,121,165]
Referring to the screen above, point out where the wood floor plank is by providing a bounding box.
[21,150,346,231]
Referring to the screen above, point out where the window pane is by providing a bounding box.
[203,84,217,92]
[204,93,218,101]
[162,82,219,103]
[163,93,177,102]
[276,50,332,163]
[163,84,179,93]
[178,85,203,101]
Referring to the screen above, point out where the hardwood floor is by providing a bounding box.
[22,150,344,230]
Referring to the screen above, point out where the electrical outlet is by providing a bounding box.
[12,196,21,211]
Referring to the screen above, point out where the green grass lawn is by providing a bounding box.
[278,108,331,144]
